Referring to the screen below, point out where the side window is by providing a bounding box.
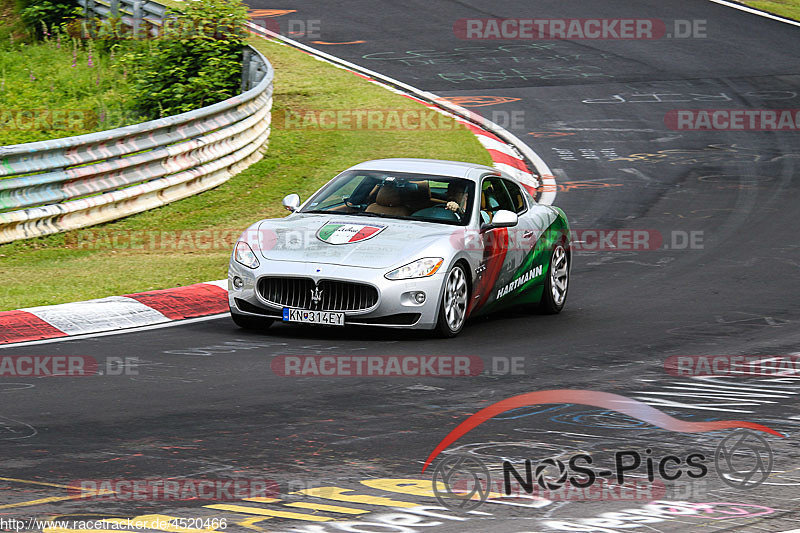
[481,176,515,222]
[501,179,527,214]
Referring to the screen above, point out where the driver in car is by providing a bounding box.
[445,181,468,215]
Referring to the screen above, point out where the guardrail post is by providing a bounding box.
[241,48,252,92]
[110,0,119,18]
[248,57,260,91]
[132,0,143,38]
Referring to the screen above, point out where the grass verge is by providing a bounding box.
[0,35,492,310]
[0,0,144,145]
[741,0,800,20]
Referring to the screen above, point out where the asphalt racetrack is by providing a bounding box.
[2,1,800,531]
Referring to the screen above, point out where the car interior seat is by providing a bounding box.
[365,182,413,216]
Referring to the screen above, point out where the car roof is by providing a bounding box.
[345,158,500,180]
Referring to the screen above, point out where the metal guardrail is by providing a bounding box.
[0,1,273,244]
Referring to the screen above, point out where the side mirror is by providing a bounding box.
[482,209,518,231]
[282,193,301,212]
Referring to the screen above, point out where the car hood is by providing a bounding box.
[255,214,455,269]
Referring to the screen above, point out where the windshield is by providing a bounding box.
[300,170,476,226]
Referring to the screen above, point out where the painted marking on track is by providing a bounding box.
[0,476,79,489]
[243,497,282,503]
[235,517,271,531]
[246,493,370,515]
[0,476,112,510]
[204,504,333,522]
[292,486,418,507]
[0,494,89,509]
[284,502,369,514]
[311,40,366,45]
[247,9,296,17]
[438,96,522,107]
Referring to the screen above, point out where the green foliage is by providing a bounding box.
[0,0,30,46]
[17,0,80,36]
[0,0,250,145]
[119,0,249,117]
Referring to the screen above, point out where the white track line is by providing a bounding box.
[708,0,800,27]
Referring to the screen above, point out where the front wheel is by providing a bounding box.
[539,244,569,314]
[435,263,469,338]
[230,310,273,330]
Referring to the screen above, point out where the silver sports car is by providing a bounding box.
[228,158,571,337]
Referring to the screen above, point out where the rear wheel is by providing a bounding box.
[435,263,469,338]
[230,310,273,330]
[539,244,569,314]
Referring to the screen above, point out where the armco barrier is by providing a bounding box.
[0,1,273,244]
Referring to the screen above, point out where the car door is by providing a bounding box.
[495,177,554,306]
[467,175,520,315]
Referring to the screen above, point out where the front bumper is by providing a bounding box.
[228,259,445,329]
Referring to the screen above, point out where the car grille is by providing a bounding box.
[258,277,378,311]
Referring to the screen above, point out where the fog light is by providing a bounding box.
[232,276,244,289]
[413,291,426,304]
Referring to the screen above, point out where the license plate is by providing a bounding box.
[283,308,345,326]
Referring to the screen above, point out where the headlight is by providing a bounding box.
[234,241,260,269]
[385,257,443,280]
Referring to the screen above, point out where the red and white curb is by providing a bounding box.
[0,281,229,345]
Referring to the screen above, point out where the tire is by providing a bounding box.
[230,310,273,330]
[434,263,470,338]
[539,243,569,314]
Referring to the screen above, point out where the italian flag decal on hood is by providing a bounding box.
[316,222,387,244]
